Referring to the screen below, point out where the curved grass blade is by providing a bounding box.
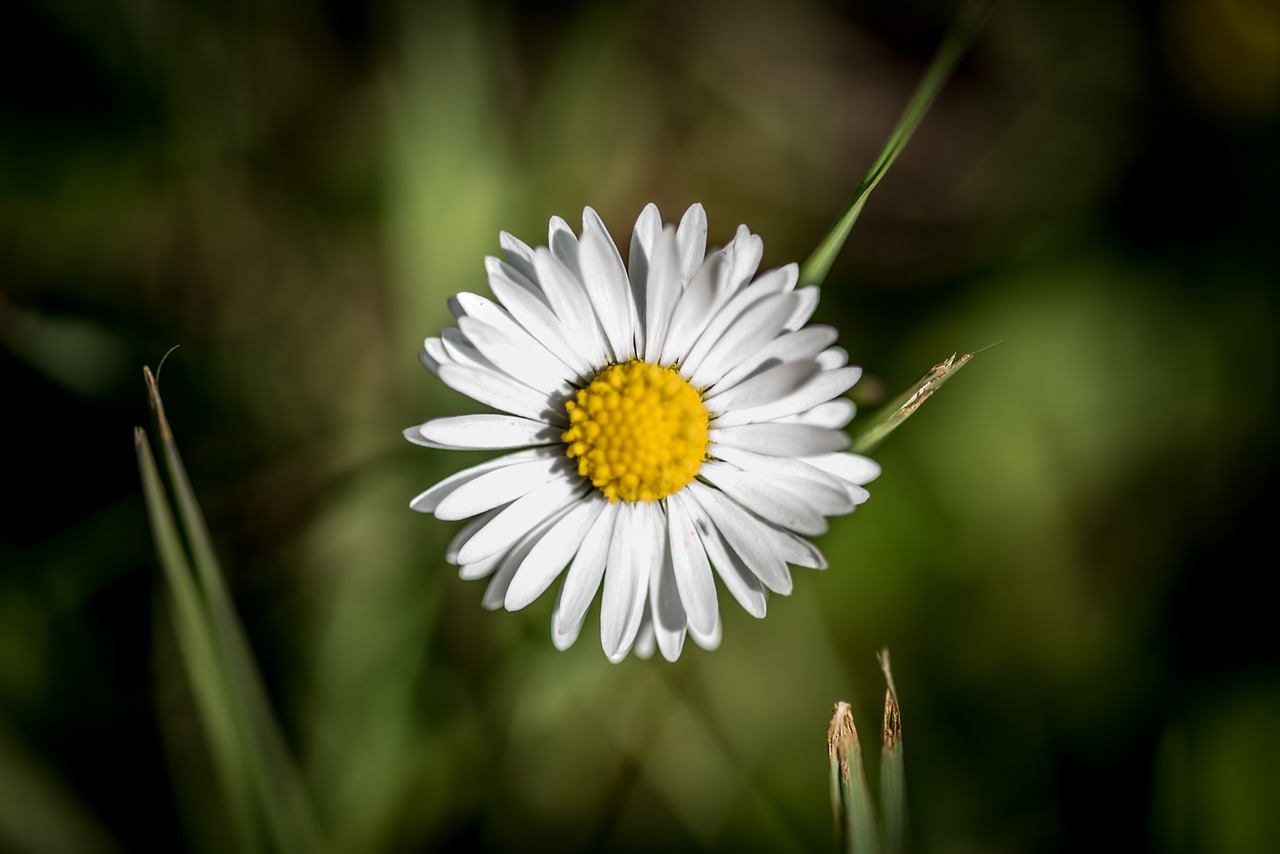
[878,650,908,854]
[852,349,983,455]
[828,701,881,854]
[139,367,325,853]
[135,427,261,852]
[828,703,845,842]
[799,0,993,288]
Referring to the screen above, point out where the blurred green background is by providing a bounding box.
[3,0,1279,851]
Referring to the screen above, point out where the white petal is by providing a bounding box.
[708,324,838,394]
[505,495,606,611]
[732,507,827,570]
[675,203,708,286]
[419,342,444,376]
[457,316,573,398]
[434,456,566,521]
[688,609,721,651]
[548,215,582,279]
[686,482,792,593]
[682,495,767,618]
[499,230,538,282]
[705,361,819,415]
[771,476,855,517]
[723,226,764,296]
[765,261,800,294]
[437,364,563,425]
[770,470,852,521]
[458,551,502,581]
[580,207,637,360]
[455,292,577,389]
[455,475,586,565]
[711,422,850,457]
[550,583,583,651]
[696,481,824,573]
[630,203,662,260]
[712,445,857,515]
[783,398,856,429]
[666,492,719,637]
[552,500,619,648]
[439,327,491,370]
[688,292,801,389]
[480,507,573,610]
[447,507,502,563]
[627,204,662,359]
[485,255,546,304]
[643,226,682,363]
[713,366,862,428]
[416,414,559,450]
[486,257,595,379]
[763,526,826,570]
[803,452,882,488]
[698,460,828,536]
[817,346,848,370]
[626,613,656,662]
[650,542,687,662]
[410,448,552,514]
[533,247,611,366]
[424,337,450,364]
[678,266,795,382]
[403,424,438,448]
[480,555,520,610]
[783,286,820,331]
[600,503,657,659]
[659,251,724,368]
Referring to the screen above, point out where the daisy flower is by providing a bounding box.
[406,204,879,661]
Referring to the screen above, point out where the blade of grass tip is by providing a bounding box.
[798,0,994,288]
[828,702,850,844]
[143,367,326,854]
[828,701,881,854]
[851,346,991,455]
[142,366,219,585]
[135,426,261,852]
[877,650,908,854]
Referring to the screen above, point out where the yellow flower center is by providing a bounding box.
[562,361,710,503]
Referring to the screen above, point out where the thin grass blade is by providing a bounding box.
[828,702,846,843]
[798,0,993,287]
[852,350,981,454]
[878,650,908,854]
[829,701,881,854]
[135,427,261,852]
[142,367,325,853]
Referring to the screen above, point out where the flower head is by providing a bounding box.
[406,204,879,661]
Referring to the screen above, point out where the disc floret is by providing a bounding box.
[562,361,710,503]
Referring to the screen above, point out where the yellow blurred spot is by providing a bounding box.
[1167,0,1280,118]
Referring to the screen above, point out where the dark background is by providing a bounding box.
[2,0,1278,851]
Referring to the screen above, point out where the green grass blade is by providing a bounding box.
[142,367,325,854]
[135,426,261,852]
[829,701,881,854]
[142,367,225,602]
[878,650,909,854]
[852,350,981,455]
[828,702,847,843]
[799,0,993,287]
